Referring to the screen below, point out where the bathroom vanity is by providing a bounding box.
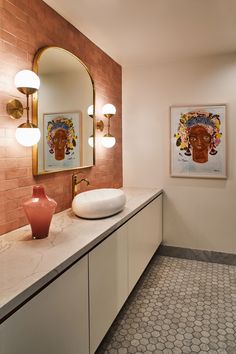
[0,188,162,354]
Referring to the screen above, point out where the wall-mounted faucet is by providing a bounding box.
[72,174,90,199]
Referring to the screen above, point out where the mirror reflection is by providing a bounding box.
[33,46,94,175]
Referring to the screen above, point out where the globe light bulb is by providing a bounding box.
[101,134,116,148]
[88,135,94,148]
[102,103,116,116]
[87,105,94,117]
[15,127,41,147]
[14,70,40,92]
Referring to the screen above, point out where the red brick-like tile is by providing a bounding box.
[0,0,122,236]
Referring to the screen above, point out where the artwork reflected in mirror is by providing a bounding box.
[32,46,95,175]
[44,112,81,170]
[170,105,226,179]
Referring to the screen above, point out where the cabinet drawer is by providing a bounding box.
[0,256,89,354]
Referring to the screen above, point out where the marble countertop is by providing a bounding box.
[0,187,162,322]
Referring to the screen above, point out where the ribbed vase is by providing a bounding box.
[23,185,57,240]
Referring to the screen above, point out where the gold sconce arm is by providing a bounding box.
[101,103,116,148]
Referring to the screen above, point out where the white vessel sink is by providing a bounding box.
[72,188,126,219]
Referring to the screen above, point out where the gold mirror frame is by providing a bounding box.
[32,46,95,175]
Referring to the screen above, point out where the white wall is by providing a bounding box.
[123,53,236,254]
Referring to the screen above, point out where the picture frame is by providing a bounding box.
[170,104,227,179]
[43,111,82,172]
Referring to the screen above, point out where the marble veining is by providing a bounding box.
[0,188,162,322]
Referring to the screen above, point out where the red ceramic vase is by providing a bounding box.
[23,185,57,240]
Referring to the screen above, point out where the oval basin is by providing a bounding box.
[72,188,126,219]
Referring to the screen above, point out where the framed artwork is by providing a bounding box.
[43,112,82,171]
[170,105,227,179]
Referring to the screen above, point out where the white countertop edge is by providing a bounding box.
[0,188,163,322]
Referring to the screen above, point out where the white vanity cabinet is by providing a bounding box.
[0,256,89,354]
[0,191,163,354]
[128,195,162,292]
[89,224,129,354]
[89,194,162,353]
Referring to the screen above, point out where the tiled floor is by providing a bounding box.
[96,255,236,354]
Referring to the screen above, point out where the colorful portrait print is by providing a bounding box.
[174,110,222,164]
[43,112,82,172]
[170,105,226,179]
[47,116,77,161]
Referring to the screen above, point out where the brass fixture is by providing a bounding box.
[101,103,116,148]
[96,120,104,131]
[6,99,24,119]
[88,120,104,148]
[6,70,41,146]
[87,105,104,131]
[87,104,104,148]
[72,174,90,199]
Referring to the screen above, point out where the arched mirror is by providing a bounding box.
[32,46,95,175]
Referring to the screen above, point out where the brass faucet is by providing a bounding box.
[72,174,90,199]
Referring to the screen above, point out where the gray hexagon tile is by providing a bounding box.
[96,256,236,354]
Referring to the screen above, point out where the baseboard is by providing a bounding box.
[157,244,236,266]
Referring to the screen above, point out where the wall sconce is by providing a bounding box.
[87,105,104,148]
[6,70,41,147]
[101,103,116,148]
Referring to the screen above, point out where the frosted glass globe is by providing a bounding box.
[15,128,41,147]
[101,135,116,148]
[102,103,116,115]
[88,135,94,148]
[87,105,94,116]
[14,70,40,90]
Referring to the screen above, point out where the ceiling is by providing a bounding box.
[43,0,236,66]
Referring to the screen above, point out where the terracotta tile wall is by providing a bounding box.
[0,0,122,235]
